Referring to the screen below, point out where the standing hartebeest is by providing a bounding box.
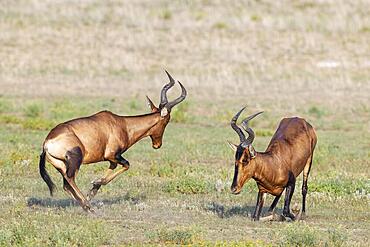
[39,71,187,212]
[227,107,317,221]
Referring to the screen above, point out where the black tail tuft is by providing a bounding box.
[39,149,55,196]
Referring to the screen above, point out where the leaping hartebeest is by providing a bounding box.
[228,107,317,221]
[39,71,186,212]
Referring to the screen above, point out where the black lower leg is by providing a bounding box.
[268,194,282,213]
[115,154,130,168]
[302,179,308,213]
[283,171,296,220]
[252,192,264,220]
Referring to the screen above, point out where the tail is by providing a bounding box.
[39,149,55,196]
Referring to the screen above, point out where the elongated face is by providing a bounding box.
[150,111,170,149]
[231,145,255,194]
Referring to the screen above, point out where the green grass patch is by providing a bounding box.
[0,209,110,246]
[311,177,369,195]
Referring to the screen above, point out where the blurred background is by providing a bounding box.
[0,1,369,246]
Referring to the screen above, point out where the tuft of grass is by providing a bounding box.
[164,177,211,194]
[128,97,141,111]
[327,227,347,247]
[308,105,327,119]
[148,228,198,245]
[276,223,318,247]
[250,14,262,22]
[213,22,228,30]
[24,103,43,118]
[150,163,175,177]
[161,9,172,20]
[171,101,190,123]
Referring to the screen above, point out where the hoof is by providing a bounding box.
[251,216,260,221]
[83,204,95,213]
[282,212,296,221]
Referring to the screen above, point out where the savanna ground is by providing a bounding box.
[0,0,369,246]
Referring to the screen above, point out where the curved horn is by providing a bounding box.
[165,81,187,111]
[159,70,176,109]
[241,111,263,145]
[230,107,247,143]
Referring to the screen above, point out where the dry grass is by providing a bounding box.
[0,0,369,109]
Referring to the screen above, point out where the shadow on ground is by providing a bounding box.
[205,202,281,219]
[27,191,146,209]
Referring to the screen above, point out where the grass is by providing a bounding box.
[0,0,369,246]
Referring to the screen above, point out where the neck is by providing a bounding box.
[123,113,161,147]
[252,151,276,182]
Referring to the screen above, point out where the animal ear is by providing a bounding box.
[227,141,238,152]
[160,107,169,117]
[249,145,256,159]
[146,96,158,112]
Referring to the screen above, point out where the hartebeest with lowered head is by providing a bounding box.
[228,107,317,221]
[39,71,186,212]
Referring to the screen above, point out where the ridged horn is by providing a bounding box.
[230,107,247,143]
[159,70,176,109]
[241,111,263,145]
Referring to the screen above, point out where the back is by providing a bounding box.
[266,117,316,176]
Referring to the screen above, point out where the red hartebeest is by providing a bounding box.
[39,71,186,212]
[228,107,317,221]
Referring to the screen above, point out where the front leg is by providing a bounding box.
[252,191,265,221]
[87,155,130,201]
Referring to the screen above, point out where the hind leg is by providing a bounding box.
[63,178,78,201]
[46,152,91,211]
[63,147,94,212]
[300,155,313,219]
